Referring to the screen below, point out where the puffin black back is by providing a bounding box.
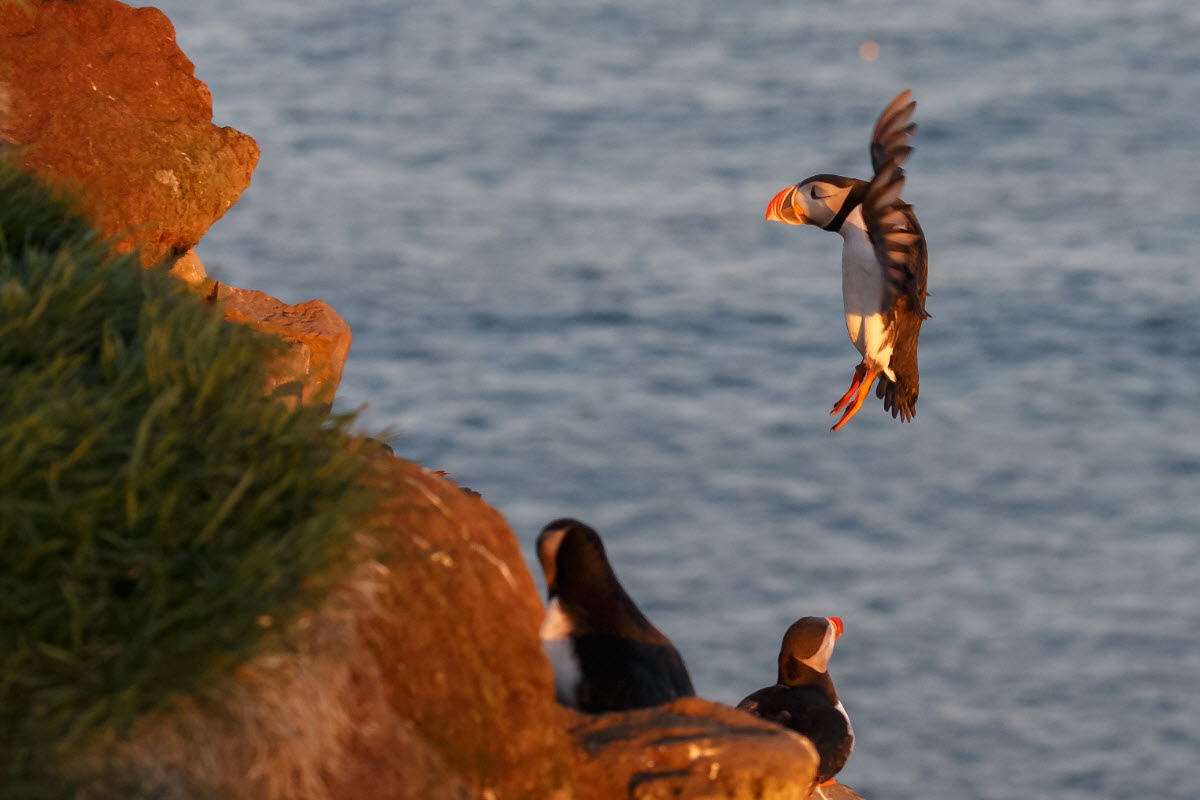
[572,633,694,712]
[739,684,853,783]
[535,518,695,713]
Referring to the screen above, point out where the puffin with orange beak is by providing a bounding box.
[738,616,853,786]
[766,90,929,431]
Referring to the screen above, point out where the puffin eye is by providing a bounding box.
[810,184,829,200]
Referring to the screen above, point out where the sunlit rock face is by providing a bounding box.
[0,0,259,269]
[0,0,355,408]
[70,457,576,800]
[568,696,823,800]
[217,284,354,408]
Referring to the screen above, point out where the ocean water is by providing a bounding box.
[149,1,1200,797]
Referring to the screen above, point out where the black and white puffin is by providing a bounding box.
[536,518,695,713]
[738,616,853,785]
[766,90,930,431]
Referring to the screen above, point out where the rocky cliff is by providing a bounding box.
[0,0,348,407]
[1,2,833,797]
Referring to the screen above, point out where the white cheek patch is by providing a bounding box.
[538,526,568,583]
[799,627,837,673]
[798,185,845,225]
[811,197,835,217]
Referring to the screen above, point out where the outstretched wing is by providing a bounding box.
[869,89,916,175]
[862,91,928,319]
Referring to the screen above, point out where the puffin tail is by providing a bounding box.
[876,376,918,422]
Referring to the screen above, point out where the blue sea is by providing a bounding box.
[151,1,1200,797]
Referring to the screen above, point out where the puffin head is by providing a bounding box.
[537,518,658,641]
[765,175,867,231]
[537,518,613,604]
[778,615,844,681]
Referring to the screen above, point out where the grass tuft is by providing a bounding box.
[0,163,373,794]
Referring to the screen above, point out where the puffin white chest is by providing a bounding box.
[539,598,582,706]
[834,699,855,744]
[838,208,896,380]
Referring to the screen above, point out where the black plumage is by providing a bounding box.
[537,519,694,713]
[738,616,853,785]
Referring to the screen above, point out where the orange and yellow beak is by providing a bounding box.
[765,185,805,224]
[828,616,844,639]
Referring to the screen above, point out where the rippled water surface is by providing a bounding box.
[150,1,1200,796]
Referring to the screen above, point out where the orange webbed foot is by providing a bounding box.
[830,364,867,415]
[830,369,877,432]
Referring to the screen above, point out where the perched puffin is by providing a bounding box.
[766,90,930,431]
[738,616,853,785]
[536,518,695,713]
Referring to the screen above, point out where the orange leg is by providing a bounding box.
[818,779,840,787]
[830,365,867,415]
[830,369,877,432]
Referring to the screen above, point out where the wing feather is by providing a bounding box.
[869,89,917,174]
[862,92,929,320]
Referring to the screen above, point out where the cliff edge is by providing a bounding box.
[1,2,828,798]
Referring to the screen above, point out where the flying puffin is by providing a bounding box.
[737,616,853,785]
[766,90,930,431]
[536,518,695,713]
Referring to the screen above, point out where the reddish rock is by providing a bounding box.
[71,455,574,800]
[63,451,838,800]
[0,0,258,267]
[570,697,821,800]
[216,283,353,409]
[168,248,207,284]
[0,1,352,405]
[359,457,575,799]
[810,783,867,800]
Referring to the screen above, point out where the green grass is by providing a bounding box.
[0,163,373,793]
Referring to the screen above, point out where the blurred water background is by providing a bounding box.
[149,1,1200,797]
